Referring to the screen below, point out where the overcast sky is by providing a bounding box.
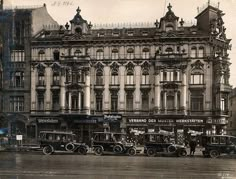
[5,0,236,87]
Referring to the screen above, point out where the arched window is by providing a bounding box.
[142,69,149,84]
[127,48,134,59]
[165,47,173,54]
[198,47,204,58]
[74,49,82,57]
[190,47,197,58]
[142,48,150,59]
[96,49,104,60]
[166,24,174,32]
[96,69,103,85]
[111,49,119,60]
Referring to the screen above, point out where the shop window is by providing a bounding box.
[142,48,150,59]
[127,48,134,59]
[9,96,24,112]
[111,49,119,59]
[96,49,104,60]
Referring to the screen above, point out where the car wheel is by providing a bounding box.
[78,147,87,155]
[178,149,187,157]
[147,148,156,157]
[167,145,176,153]
[94,146,103,156]
[128,148,136,156]
[113,145,123,154]
[43,146,53,155]
[65,143,75,151]
[209,150,220,158]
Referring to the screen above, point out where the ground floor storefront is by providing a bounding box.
[2,113,228,146]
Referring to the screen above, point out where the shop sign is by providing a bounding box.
[37,118,59,124]
[74,119,97,124]
[212,119,226,124]
[128,118,175,124]
[176,119,204,123]
[104,114,122,122]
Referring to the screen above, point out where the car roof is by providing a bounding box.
[93,132,126,135]
[144,132,171,136]
[202,135,236,138]
[39,130,75,135]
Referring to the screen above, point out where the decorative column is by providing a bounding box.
[174,91,178,110]
[134,65,141,112]
[60,69,66,112]
[164,91,167,112]
[45,67,51,112]
[31,67,36,113]
[68,92,71,112]
[119,66,125,111]
[84,70,90,114]
[104,66,110,111]
[181,72,187,113]
[78,92,81,111]
[154,70,161,113]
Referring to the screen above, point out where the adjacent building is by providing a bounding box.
[29,3,232,144]
[228,88,236,136]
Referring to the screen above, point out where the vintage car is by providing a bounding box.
[201,135,236,158]
[144,133,187,157]
[92,132,136,156]
[39,131,89,155]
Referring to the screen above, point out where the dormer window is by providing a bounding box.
[165,47,173,54]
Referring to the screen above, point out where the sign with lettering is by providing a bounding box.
[176,119,204,123]
[74,119,97,124]
[127,118,175,124]
[103,114,122,122]
[37,118,59,124]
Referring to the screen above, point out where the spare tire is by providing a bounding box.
[167,145,176,153]
[65,143,75,151]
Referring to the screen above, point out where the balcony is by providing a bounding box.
[51,81,61,90]
[189,83,206,89]
[217,83,232,93]
[140,84,151,90]
[109,84,120,90]
[125,84,135,90]
[36,81,46,91]
[94,83,104,90]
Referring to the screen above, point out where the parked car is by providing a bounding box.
[144,133,187,157]
[39,131,89,155]
[92,132,136,156]
[201,135,236,158]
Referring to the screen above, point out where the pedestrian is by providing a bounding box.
[189,138,197,156]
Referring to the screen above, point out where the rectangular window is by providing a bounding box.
[142,94,149,110]
[111,75,119,85]
[53,74,60,85]
[142,52,150,59]
[190,48,197,58]
[96,96,103,111]
[111,94,118,112]
[126,94,133,111]
[10,71,24,88]
[37,93,44,110]
[191,92,203,111]
[10,50,25,62]
[126,75,134,85]
[167,95,174,109]
[52,93,60,110]
[10,96,24,112]
[142,75,149,84]
[191,74,204,84]
[38,75,45,86]
[96,75,103,85]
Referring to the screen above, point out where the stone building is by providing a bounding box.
[0,3,58,142]
[29,3,232,144]
[228,88,236,136]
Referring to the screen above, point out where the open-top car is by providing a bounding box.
[39,131,89,155]
[92,132,136,156]
[201,135,236,158]
[144,133,187,157]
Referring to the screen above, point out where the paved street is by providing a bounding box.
[0,151,236,179]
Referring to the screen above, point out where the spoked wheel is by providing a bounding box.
[78,147,87,155]
[178,150,187,157]
[209,150,220,158]
[94,146,103,156]
[43,146,53,155]
[147,148,156,157]
[128,148,136,156]
[113,145,123,154]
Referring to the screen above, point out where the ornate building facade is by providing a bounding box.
[30,3,232,144]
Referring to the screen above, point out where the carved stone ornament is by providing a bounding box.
[191,60,204,70]
[36,63,46,74]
